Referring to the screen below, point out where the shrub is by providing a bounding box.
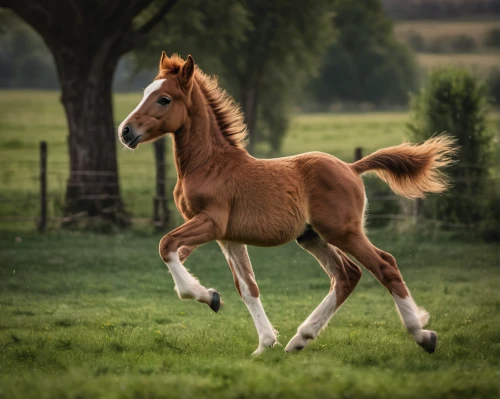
[449,34,477,53]
[309,0,419,106]
[487,68,500,104]
[408,67,496,236]
[484,27,500,48]
[425,35,477,54]
[426,37,450,54]
[364,178,401,228]
[405,31,427,52]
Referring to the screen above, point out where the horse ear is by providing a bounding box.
[159,51,168,71]
[180,55,195,87]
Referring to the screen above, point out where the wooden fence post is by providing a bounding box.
[354,147,362,162]
[153,138,170,231]
[38,141,47,232]
[413,198,422,224]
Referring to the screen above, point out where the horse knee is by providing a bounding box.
[347,263,362,285]
[337,250,362,287]
[159,235,179,262]
[178,246,192,263]
[375,251,401,273]
[377,254,408,297]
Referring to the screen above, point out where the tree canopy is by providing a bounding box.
[0,0,183,227]
[134,0,334,154]
[309,0,418,107]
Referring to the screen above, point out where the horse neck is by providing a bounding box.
[171,82,235,178]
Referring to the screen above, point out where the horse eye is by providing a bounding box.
[157,97,171,106]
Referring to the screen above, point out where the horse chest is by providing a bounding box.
[173,181,213,219]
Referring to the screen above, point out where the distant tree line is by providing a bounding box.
[402,30,499,54]
[1,0,419,115]
[382,0,500,20]
[307,0,418,108]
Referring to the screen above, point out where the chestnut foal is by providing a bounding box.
[118,53,456,355]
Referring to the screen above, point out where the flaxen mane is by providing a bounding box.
[157,55,248,148]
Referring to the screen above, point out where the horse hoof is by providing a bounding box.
[252,347,265,356]
[208,289,221,313]
[284,334,307,352]
[285,344,305,353]
[419,331,438,354]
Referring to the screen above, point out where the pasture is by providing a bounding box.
[0,90,498,226]
[0,90,499,398]
[0,229,499,399]
[416,52,500,73]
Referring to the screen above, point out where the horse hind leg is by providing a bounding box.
[285,226,362,352]
[337,232,437,354]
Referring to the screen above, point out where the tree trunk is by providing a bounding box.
[2,0,180,230]
[242,86,258,155]
[54,43,129,228]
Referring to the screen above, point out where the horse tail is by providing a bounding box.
[350,134,458,199]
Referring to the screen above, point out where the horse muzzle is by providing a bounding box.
[120,124,142,149]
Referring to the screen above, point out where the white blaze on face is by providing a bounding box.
[118,79,166,135]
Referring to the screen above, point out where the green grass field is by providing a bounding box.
[0,90,499,398]
[0,229,499,399]
[0,90,498,226]
[416,52,500,72]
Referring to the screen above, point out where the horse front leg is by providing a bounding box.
[159,213,222,312]
[218,241,278,355]
[178,244,198,263]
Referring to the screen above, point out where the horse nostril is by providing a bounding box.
[122,125,130,136]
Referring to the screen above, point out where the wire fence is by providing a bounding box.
[0,143,497,232]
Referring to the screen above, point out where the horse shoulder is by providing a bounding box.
[173,171,231,223]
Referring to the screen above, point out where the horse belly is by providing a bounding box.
[225,198,306,247]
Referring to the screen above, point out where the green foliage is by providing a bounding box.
[134,0,335,154]
[0,230,498,398]
[258,95,290,156]
[382,0,500,20]
[404,31,427,52]
[404,33,478,54]
[364,178,401,228]
[487,68,500,104]
[0,11,58,89]
[236,0,335,153]
[132,0,251,89]
[2,0,333,154]
[449,34,477,52]
[484,27,500,48]
[309,0,419,107]
[408,67,496,235]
